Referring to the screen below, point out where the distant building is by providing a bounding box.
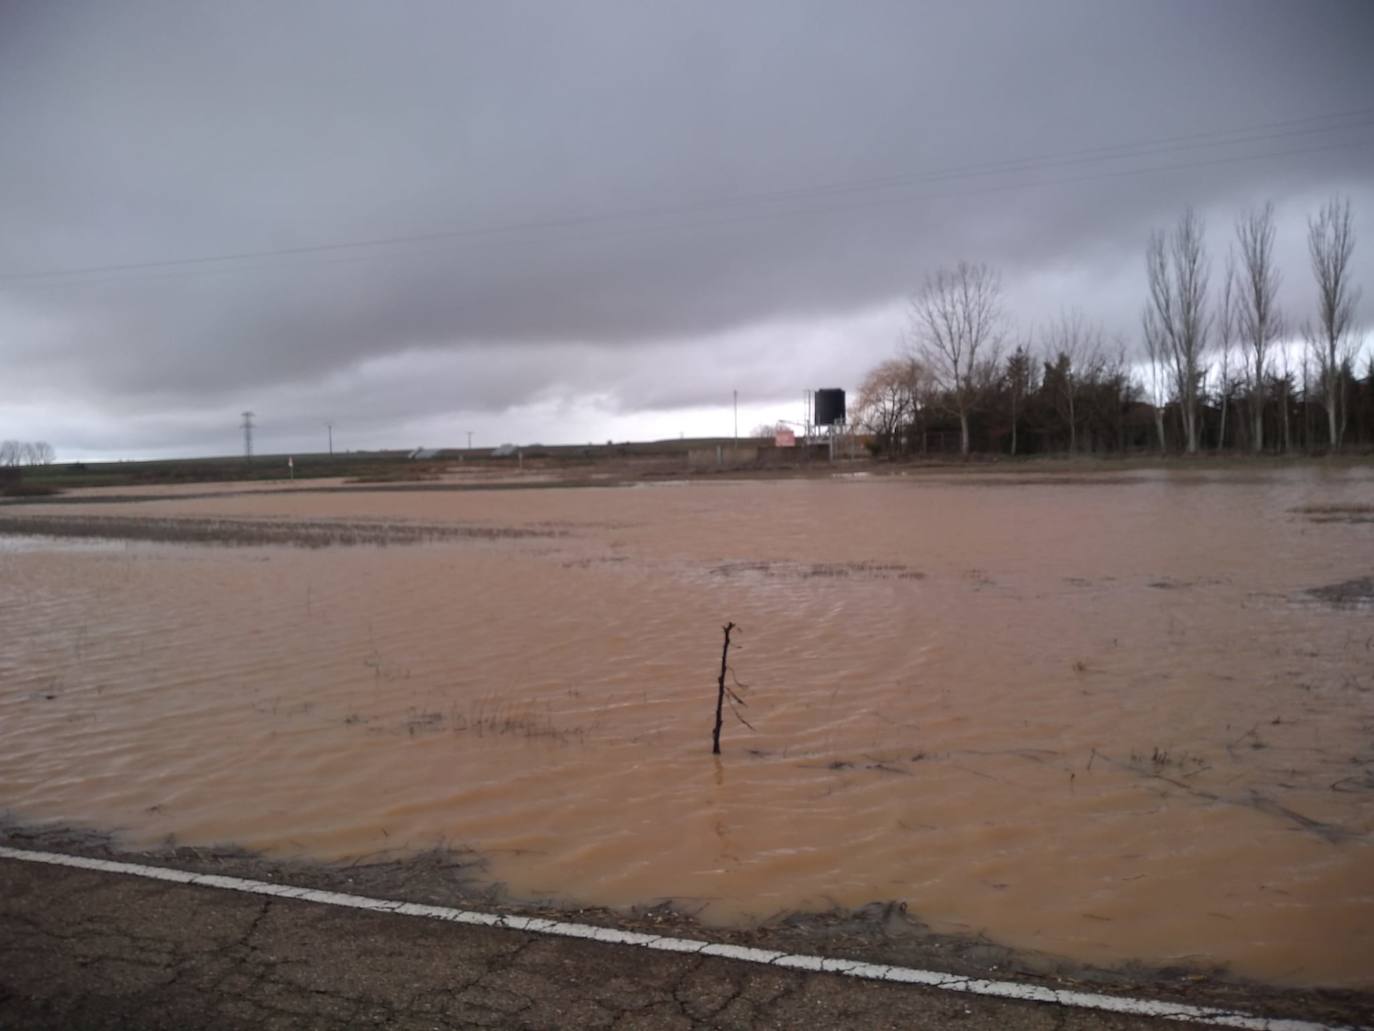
[409,447,439,459]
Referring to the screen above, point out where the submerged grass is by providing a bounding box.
[1292,503,1374,514]
[1307,576,1374,607]
[710,559,925,581]
[385,698,585,744]
[1292,503,1374,525]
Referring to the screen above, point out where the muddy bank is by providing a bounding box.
[0,478,642,509]
[6,456,1370,513]
[0,512,563,547]
[2,820,1368,1028]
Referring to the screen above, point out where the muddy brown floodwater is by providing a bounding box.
[2,467,1373,988]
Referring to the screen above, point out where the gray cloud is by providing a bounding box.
[2,0,1372,456]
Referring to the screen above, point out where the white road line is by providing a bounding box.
[0,844,1356,1031]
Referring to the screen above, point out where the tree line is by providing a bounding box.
[0,440,56,466]
[856,196,1369,457]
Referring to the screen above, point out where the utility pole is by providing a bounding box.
[241,411,255,458]
[733,390,738,448]
[326,422,333,456]
[467,430,473,451]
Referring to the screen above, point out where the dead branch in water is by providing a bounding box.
[712,622,736,755]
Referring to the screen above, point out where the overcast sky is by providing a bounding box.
[2,0,1372,459]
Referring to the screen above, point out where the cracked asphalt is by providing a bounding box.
[0,857,1282,1029]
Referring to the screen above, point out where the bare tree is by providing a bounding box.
[1144,208,1211,454]
[1215,252,1236,450]
[1307,196,1361,450]
[910,261,1004,457]
[1141,311,1170,451]
[1277,340,1294,453]
[855,356,924,454]
[1041,309,1105,454]
[0,440,57,466]
[1234,203,1282,453]
[1301,328,1317,449]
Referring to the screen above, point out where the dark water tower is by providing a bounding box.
[814,388,846,427]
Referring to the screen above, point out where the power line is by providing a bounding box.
[4,107,1372,291]
[20,135,1372,298]
[689,107,1374,209]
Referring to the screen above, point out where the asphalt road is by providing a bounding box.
[0,855,1202,1031]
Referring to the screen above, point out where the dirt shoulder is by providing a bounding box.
[2,823,1368,1029]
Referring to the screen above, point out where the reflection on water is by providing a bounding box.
[2,467,1373,987]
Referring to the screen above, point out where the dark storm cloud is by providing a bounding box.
[1,0,1372,453]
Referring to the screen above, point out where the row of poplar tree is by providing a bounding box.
[854,197,1369,456]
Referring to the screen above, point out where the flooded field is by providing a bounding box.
[2,466,1373,988]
